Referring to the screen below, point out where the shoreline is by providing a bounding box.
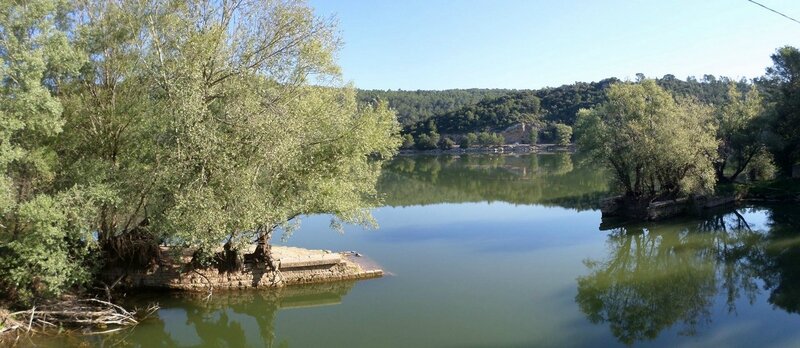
[398,143,575,155]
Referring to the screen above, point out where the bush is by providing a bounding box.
[401,134,415,149]
[0,189,102,303]
[495,133,506,145]
[747,148,778,181]
[439,137,456,150]
[460,133,478,148]
[416,132,440,150]
[478,132,504,146]
[528,129,538,145]
[554,124,573,146]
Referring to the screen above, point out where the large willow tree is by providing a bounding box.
[2,0,399,302]
[575,80,718,210]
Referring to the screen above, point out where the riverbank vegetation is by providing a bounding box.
[0,0,399,317]
[574,47,800,215]
[575,80,719,210]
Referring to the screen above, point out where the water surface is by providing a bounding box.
[36,154,800,347]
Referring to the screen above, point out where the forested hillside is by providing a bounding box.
[407,91,542,135]
[536,78,619,125]
[369,75,754,148]
[357,89,514,126]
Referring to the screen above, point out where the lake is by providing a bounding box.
[35,154,800,347]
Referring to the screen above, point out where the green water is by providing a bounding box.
[33,154,800,347]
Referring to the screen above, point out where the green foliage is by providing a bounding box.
[407,91,541,136]
[655,74,748,106]
[439,137,455,150]
[381,78,619,130]
[415,131,440,150]
[575,80,718,203]
[401,134,415,149]
[744,177,800,200]
[414,120,440,150]
[747,148,777,181]
[714,83,772,182]
[761,46,800,172]
[553,124,573,146]
[1,188,106,302]
[358,89,513,126]
[131,1,399,255]
[0,0,95,303]
[0,0,400,303]
[528,128,538,145]
[460,133,478,148]
[537,78,620,125]
[393,76,761,150]
[477,132,504,146]
[57,0,163,248]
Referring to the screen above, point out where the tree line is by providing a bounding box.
[358,89,514,127]
[0,0,399,304]
[385,75,758,150]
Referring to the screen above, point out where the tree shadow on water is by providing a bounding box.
[576,205,800,345]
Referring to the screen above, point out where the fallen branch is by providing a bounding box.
[2,298,159,338]
[27,307,34,332]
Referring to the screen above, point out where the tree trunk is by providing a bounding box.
[215,241,242,272]
[729,150,757,182]
[253,227,277,271]
[715,158,727,183]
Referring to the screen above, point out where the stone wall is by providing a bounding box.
[104,246,383,291]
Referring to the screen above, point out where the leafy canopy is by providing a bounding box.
[575,80,718,202]
[0,0,400,303]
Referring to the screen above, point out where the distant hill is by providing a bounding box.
[359,75,749,145]
[407,90,542,135]
[357,89,514,127]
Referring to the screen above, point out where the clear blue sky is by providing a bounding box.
[309,0,800,90]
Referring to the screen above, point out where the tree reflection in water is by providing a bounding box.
[577,205,800,345]
[758,204,800,313]
[63,281,356,347]
[379,153,607,210]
